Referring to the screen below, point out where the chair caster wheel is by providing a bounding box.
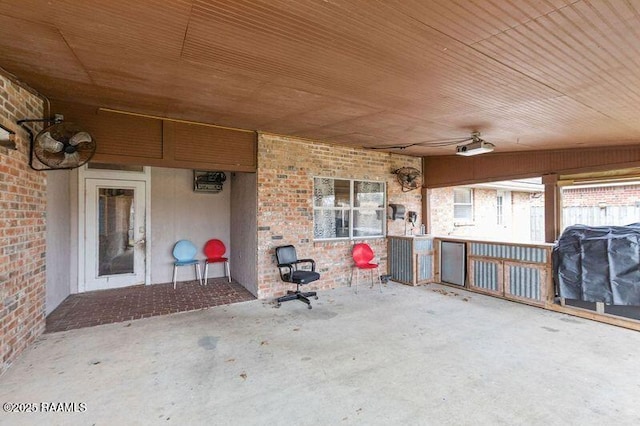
[315,296,319,300]
[308,304,312,309]
[276,303,281,308]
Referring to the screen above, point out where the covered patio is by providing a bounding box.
[2,283,639,425]
[4,2,640,412]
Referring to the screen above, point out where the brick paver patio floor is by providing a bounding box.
[46,278,256,333]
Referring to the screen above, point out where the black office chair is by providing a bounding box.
[275,245,320,309]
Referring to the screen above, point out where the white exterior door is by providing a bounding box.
[83,178,146,291]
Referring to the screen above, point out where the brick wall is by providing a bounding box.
[429,187,455,235]
[429,186,544,241]
[0,71,46,376]
[562,184,640,206]
[430,187,500,237]
[474,187,497,229]
[561,184,640,229]
[256,133,421,299]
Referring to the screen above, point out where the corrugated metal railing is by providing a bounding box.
[388,236,435,286]
[472,260,499,292]
[418,253,433,282]
[470,243,547,263]
[437,238,553,306]
[389,238,413,284]
[508,265,541,300]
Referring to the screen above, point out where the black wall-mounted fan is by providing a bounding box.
[17,115,96,170]
[393,167,422,192]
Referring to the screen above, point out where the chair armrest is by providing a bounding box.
[277,263,294,273]
[296,258,316,271]
[276,263,294,281]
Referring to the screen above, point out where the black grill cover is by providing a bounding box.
[553,223,640,305]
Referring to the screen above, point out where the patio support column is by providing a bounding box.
[543,173,560,243]
[421,186,431,234]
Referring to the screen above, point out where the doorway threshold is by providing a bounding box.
[46,279,255,333]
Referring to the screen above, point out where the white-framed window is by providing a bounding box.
[313,177,386,240]
[496,192,504,225]
[453,187,473,221]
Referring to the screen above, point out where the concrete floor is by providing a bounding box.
[1,282,640,426]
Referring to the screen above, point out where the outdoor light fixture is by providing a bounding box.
[455,132,495,156]
[0,123,16,150]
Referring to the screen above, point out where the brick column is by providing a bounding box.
[0,71,46,376]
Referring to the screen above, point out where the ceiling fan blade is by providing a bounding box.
[39,132,64,153]
[37,151,65,167]
[59,151,80,168]
[69,131,92,146]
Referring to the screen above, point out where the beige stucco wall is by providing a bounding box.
[230,172,258,296]
[45,170,71,314]
[150,167,231,284]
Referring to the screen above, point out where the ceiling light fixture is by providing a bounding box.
[455,132,494,156]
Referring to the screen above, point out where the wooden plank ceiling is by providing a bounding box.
[2,0,640,156]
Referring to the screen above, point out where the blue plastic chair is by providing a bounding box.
[172,240,202,289]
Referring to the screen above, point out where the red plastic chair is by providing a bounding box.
[351,243,382,293]
[203,239,230,284]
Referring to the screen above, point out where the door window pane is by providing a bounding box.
[98,188,135,276]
